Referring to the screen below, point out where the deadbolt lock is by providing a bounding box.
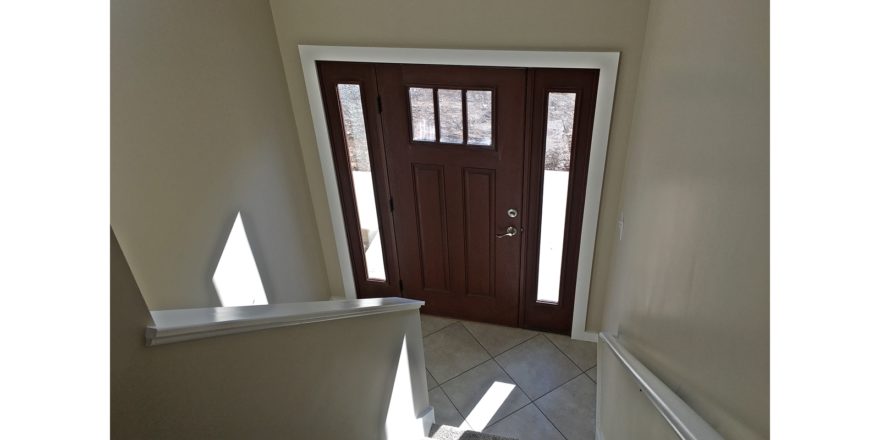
[507,208,518,218]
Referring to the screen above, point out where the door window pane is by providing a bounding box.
[409,87,436,142]
[438,89,464,143]
[466,90,492,146]
[337,84,386,281]
[537,92,577,303]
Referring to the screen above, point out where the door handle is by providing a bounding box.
[496,226,518,238]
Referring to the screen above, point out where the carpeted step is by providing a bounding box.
[425,424,517,440]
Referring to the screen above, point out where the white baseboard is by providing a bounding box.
[418,406,435,437]
[571,330,599,342]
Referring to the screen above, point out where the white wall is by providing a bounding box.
[599,0,769,438]
[111,0,328,309]
[111,230,430,439]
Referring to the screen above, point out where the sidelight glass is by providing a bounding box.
[337,84,386,281]
[409,87,436,141]
[536,92,577,304]
[466,90,493,146]
[438,89,464,143]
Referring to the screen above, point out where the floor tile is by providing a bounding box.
[483,404,565,440]
[495,335,581,400]
[441,360,531,430]
[462,320,538,356]
[544,333,598,371]
[424,323,491,383]
[585,366,597,383]
[535,374,597,440]
[429,387,469,429]
[427,369,439,390]
[421,313,457,336]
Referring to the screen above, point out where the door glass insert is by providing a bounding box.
[438,89,464,143]
[466,90,493,146]
[337,83,386,281]
[409,87,436,142]
[408,87,493,147]
[536,92,577,303]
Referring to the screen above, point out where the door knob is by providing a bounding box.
[496,226,518,238]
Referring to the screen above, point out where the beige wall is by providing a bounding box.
[597,343,681,440]
[268,0,651,317]
[111,230,430,439]
[599,0,769,438]
[111,0,328,310]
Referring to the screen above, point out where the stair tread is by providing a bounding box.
[425,424,517,440]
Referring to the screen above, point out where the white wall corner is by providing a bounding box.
[418,406,435,437]
[571,330,599,343]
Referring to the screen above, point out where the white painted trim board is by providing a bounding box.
[146,297,424,346]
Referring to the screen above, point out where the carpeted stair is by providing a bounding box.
[424,424,517,440]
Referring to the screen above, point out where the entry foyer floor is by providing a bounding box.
[421,313,598,440]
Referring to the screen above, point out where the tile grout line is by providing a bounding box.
[488,332,591,438]
[421,315,460,337]
[532,372,597,440]
[479,370,583,439]
[492,334,580,404]
[461,321,547,423]
[584,366,598,384]
[424,316,598,438]
[485,333,576,436]
[546,335,594,374]
[440,323,580,425]
[430,321,542,390]
[435,356,529,433]
[460,320,544,361]
[527,370,583,403]
[532,393,572,440]
[438,322,538,430]
[437,383,471,430]
[435,357,494,397]
[426,323,492,386]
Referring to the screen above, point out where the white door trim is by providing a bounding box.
[298,46,619,341]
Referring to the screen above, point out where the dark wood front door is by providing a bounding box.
[376,64,527,326]
[317,61,599,334]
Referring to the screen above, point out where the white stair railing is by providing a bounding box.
[599,332,724,440]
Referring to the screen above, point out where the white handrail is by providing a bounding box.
[146,297,423,346]
[599,332,724,440]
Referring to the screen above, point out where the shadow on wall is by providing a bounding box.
[111,228,430,439]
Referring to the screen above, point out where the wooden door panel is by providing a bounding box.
[412,164,452,293]
[377,64,526,326]
[463,167,496,297]
[319,61,599,334]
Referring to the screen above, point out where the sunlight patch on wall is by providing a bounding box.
[212,212,269,307]
[384,336,424,440]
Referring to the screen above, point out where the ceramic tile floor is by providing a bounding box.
[421,313,599,440]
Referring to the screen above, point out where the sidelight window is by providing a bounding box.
[337,83,387,281]
[536,92,577,304]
